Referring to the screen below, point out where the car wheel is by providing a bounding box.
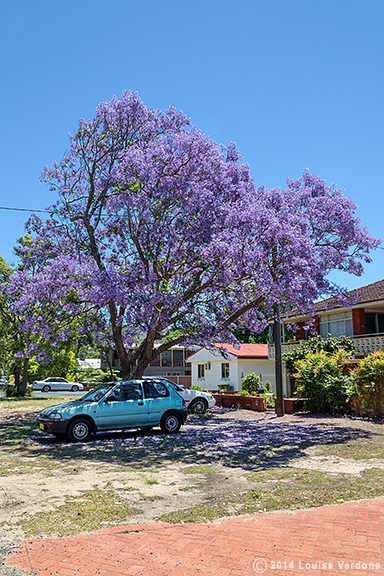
[71,385,79,392]
[42,385,51,392]
[189,398,208,414]
[160,412,182,434]
[67,418,93,442]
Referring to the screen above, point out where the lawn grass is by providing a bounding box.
[0,396,72,409]
[8,489,134,537]
[159,467,384,523]
[318,436,384,460]
[2,404,384,534]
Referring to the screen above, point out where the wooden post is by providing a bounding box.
[274,303,284,416]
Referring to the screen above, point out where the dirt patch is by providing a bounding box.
[1,402,384,541]
[0,462,253,532]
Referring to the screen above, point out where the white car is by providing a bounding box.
[32,377,84,392]
[143,377,216,414]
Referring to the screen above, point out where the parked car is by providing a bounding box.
[143,377,216,414]
[36,379,188,441]
[0,379,8,389]
[32,377,84,392]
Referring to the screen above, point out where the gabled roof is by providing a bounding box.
[314,279,384,313]
[186,343,269,363]
[213,343,269,359]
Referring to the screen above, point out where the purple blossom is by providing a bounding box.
[2,91,379,376]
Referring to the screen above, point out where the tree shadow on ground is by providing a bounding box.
[2,407,382,474]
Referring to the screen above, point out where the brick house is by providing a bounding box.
[268,279,384,394]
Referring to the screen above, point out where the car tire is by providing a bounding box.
[189,398,208,414]
[67,418,93,442]
[71,385,79,392]
[160,412,182,434]
[42,385,51,392]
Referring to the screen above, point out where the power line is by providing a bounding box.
[0,206,49,213]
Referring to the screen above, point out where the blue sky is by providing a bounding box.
[1,0,383,290]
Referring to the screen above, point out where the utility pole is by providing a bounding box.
[274,303,284,416]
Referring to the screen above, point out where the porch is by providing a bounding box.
[268,334,384,359]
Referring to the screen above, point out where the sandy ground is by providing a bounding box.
[1,405,384,542]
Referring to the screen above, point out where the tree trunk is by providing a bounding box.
[14,364,21,395]
[20,357,29,396]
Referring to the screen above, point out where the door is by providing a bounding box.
[143,380,175,425]
[95,381,148,430]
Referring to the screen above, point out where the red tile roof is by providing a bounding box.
[214,343,269,359]
[315,278,384,312]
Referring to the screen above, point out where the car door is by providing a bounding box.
[143,381,175,425]
[95,381,148,430]
[55,377,69,391]
[48,378,61,391]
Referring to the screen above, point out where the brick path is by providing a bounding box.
[6,498,384,576]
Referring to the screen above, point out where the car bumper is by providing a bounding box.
[37,417,68,435]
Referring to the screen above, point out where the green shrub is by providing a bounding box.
[191,384,202,391]
[283,335,354,374]
[5,384,33,398]
[294,350,351,413]
[241,372,263,395]
[351,351,384,417]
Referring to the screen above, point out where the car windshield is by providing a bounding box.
[79,383,116,402]
[144,377,184,392]
[168,382,184,392]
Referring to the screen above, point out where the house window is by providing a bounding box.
[319,312,353,338]
[365,313,384,335]
[221,363,230,379]
[198,364,205,379]
[173,350,184,367]
[161,351,172,367]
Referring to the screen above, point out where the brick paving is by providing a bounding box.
[5,498,384,576]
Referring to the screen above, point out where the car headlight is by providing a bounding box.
[49,413,63,420]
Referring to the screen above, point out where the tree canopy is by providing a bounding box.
[2,91,379,379]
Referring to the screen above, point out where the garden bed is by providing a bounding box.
[283,397,309,414]
[212,393,267,411]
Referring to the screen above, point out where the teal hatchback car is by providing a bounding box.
[36,379,188,441]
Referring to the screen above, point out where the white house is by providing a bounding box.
[77,358,101,370]
[187,343,284,393]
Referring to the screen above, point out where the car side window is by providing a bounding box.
[108,382,143,401]
[143,381,170,399]
[122,383,143,400]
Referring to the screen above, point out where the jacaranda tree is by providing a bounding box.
[3,91,379,379]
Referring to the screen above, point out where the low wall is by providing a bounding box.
[213,393,266,411]
[283,398,308,414]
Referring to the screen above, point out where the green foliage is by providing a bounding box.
[233,326,295,344]
[263,380,273,393]
[28,348,78,382]
[241,372,263,395]
[70,367,120,384]
[191,384,202,391]
[283,335,355,373]
[233,327,269,344]
[239,378,275,408]
[351,351,384,416]
[294,350,351,413]
[5,384,33,398]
